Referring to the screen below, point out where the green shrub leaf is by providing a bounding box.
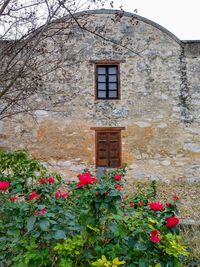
[39,220,50,231]
[27,216,36,232]
[53,230,66,240]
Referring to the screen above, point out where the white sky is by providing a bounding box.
[102,0,200,40]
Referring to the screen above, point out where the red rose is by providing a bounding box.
[0,181,10,190]
[173,195,179,201]
[115,184,122,191]
[61,192,68,198]
[149,202,164,211]
[29,192,40,201]
[35,208,47,215]
[54,189,61,198]
[76,172,96,188]
[38,178,47,184]
[40,208,47,214]
[9,196,17,201]
[114,174,122,181]
[166,216,179,228]
[54,190,68,199]
[166,202,171,206]
[96,192,100,196]
[47,177,55,183]
[124,213,128,216]
[150,230,160,243]
[130,202,135,207]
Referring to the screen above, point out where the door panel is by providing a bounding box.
[109,132,120,141]
[98,132,107,141]
[96,131,121,167]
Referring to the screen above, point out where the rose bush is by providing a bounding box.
[0,150,189,266]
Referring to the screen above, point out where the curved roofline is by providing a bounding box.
[71,9,182,45]
[0,8,183,44]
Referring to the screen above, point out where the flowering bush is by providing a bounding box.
[0,150,189,266]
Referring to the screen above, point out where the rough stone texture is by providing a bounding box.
[0,10,200,186]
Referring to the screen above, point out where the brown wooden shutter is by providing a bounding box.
[108,131,121,168]
[96,131,121,168]
[96,132,109,167]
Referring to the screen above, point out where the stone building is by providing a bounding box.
[1,9,200,183]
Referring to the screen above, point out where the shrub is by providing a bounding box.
[0,150,189,266]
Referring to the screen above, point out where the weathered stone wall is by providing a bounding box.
[179,41,200,183]
[0,10,199,183]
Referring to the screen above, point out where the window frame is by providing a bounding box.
[95,62,120,100]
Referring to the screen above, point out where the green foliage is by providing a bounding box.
[54,235,85,266]
[0,150,47,194]
[12,238,52,267]
[128,180,157,208]
[159,233,189,258]
[92,255,125,267]
[0,150,190,266]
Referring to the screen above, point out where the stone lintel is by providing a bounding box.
[90,127,125,131]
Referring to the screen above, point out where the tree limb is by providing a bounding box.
[0,0,12,16]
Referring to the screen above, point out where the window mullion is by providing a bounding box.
[106,67,109,99]
[116,67,118,98]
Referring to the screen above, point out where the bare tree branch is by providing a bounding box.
[0,0,143,120]
[0,0,12,16]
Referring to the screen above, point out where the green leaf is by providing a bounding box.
[27,216,36,232]
[46,213,56,218]
[39,220,50,231]
[173,258,182,267]
[135,242,148,251]
[37,204,46,210]
[53,230,66,240]
[139,258,150,267]
[49,220,58,224]
[128,237,136,249]
[108,222,119,236]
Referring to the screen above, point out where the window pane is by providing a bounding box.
[98,91,106,98]
[108,67,117,74]
[108,75,117,82]
[109,91,117,98]
[98,83,106,90]
[98,67,106,74]
[109,83,117,90]
[98,75,106,82]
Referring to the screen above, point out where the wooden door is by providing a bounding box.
[96,131,121,168]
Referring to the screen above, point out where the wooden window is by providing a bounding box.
[93,128,124,168]
[96,64,120,99]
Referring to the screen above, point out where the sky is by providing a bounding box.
[102,0,200,40]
